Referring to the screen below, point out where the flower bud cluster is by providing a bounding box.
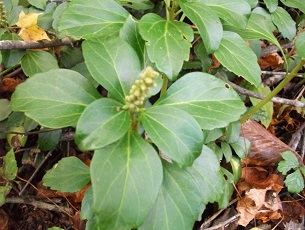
[123,66,159,112]
[0,2,7,27]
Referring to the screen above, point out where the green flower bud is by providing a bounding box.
[123,66,159,112]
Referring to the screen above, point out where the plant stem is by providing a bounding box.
[160,74,168,96]
[0,64,20,76]
[240,59,305,123]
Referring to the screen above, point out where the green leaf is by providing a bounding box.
[1,33,25,68]
[295,32,305,59]
[21,50,59,77]
[243,13,280,47]
[252,7,273,20]
[207,142,223,161]
[230,156,242,183]
[48,227,64,230]
[81,186,94,220]
[178,0,222,53]
[280,0,305,14]
[75,98,130,151]
[86,216,99,230]
[186,145,224,204]
[58,0,129,39]
[11,69,101,128]
[214,31,261,86]
[118,0,153,10]
[245,0,258,8]
[271,7,296,40]
[71,62,99,88]
[28,0,46,10]
[285,169,304,193]
[230,137,251,159]
[139,160,203,230]
[218,168,234,208]
[3,149,17,181]
[7,112,38,132]
[139,13,193,80]
[83,37,141,103]
[142,106,203,167]
[202,128,225,144]
[277,151,299,175]
[38,129,62,151]
[0,185,11,205]
[120,15,145,67]
[202,0,250,30]
[59,46,84,69]
[38,3,57,30]
[155,72,246,130]
[194,41,213,72]
[91,131,163,229]
[221,142,232,162]
[0,99,11,121]
[226,121,241,143]
[263,0,278,12]
[52,2,67,34]
[43,156,90,192]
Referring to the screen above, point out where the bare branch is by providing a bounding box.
[215,73,305,108]
[261,41,294,57]
[5,196,72,214]
[0,37,77,50]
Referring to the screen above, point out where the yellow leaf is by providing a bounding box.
[16,11,50,41]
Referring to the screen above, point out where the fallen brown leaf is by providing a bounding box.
[241,119,303,166]
[258,53,283,70]
[282,197,305,222]
[237,187,283,226]
[242,167,284,192]
[0,78,23,93]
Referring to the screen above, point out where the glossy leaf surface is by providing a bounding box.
[185,145,224,205]
[263,0,278,12]
[83,37,141,103]
[178,0,222,53]
[271,7,296,40]
[91,132,163,229]
[118,0,153,10]
[139,160,202,230]
[11,69,101,128]
[243,13,280,47]
[142,106,203,167]
[58,0,129,39]
[245,0,258,8]
[296,32,305,59]
[21,50,59,77]
[75,98,130,150]
[139,13,193,80]
[0,99,11,121]
[156,72,246,130]
[202,0,250,30]
[120,15,145,67]
[43,156,90,192]
[214,31,261,86]
[280,0,305,14]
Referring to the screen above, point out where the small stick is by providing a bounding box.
[215,73,305,108]
[5,196,72,214]
[200,198,239,229]
[19,150,53,196]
